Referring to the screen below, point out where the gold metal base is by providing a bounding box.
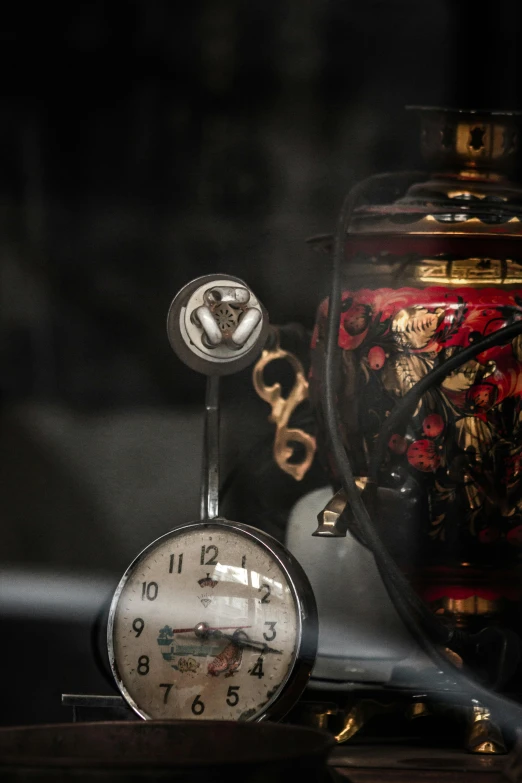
[335,700,396,744]
[465,704,507,755]
[294,697,508,755]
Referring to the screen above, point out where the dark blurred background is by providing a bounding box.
[1,0,521,724]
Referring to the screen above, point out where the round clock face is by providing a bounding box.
[108,521,314,721]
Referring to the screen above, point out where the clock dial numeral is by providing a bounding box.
[169,553,183,573]
[141,581,158,601]
[249,657,265,679]
[137,655,150,675]
[132,618,144,637]
[263,621,277,641]
[191,694,205,715]
[259,583,271,603]
[200,544,218,566]
[226,685,240,706]
[159,683,173,703]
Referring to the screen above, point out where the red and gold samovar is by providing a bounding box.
[253,108,522,751]
[309,107,522,638]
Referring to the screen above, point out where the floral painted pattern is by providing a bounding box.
[310,287,522,572]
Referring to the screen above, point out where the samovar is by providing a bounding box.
[311,107,522,625]
[255,107,522,750]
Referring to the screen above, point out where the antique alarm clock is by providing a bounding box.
[107,275,318,722]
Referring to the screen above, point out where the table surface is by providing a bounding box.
[329,744,511,782]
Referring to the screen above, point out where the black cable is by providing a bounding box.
[370,320,522,482]
[322,172,522,726]
[325,174,454,644]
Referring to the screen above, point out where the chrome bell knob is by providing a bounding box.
[167,274,269,375]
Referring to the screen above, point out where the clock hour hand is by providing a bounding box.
[217,630,282,655]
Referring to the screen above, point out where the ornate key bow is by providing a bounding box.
[252,330,316,481]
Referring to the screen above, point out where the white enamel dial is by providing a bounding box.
[108,520,317,721]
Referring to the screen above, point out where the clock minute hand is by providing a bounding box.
[171,624,252,634]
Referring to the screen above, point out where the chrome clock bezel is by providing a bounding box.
[107,517,318,723]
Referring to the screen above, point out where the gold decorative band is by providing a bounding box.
[415,256,522,285]
[431,595,500,618]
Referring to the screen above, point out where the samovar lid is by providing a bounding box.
[407,106,522,175]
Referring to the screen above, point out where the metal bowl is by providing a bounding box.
[0,720,334,782]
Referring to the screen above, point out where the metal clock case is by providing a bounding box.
[107,517,317,723]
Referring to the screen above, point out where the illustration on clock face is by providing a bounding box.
[157,625,223,664]
[207,640,243,677]
[157,625,244,677]
[197,572,218,607]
